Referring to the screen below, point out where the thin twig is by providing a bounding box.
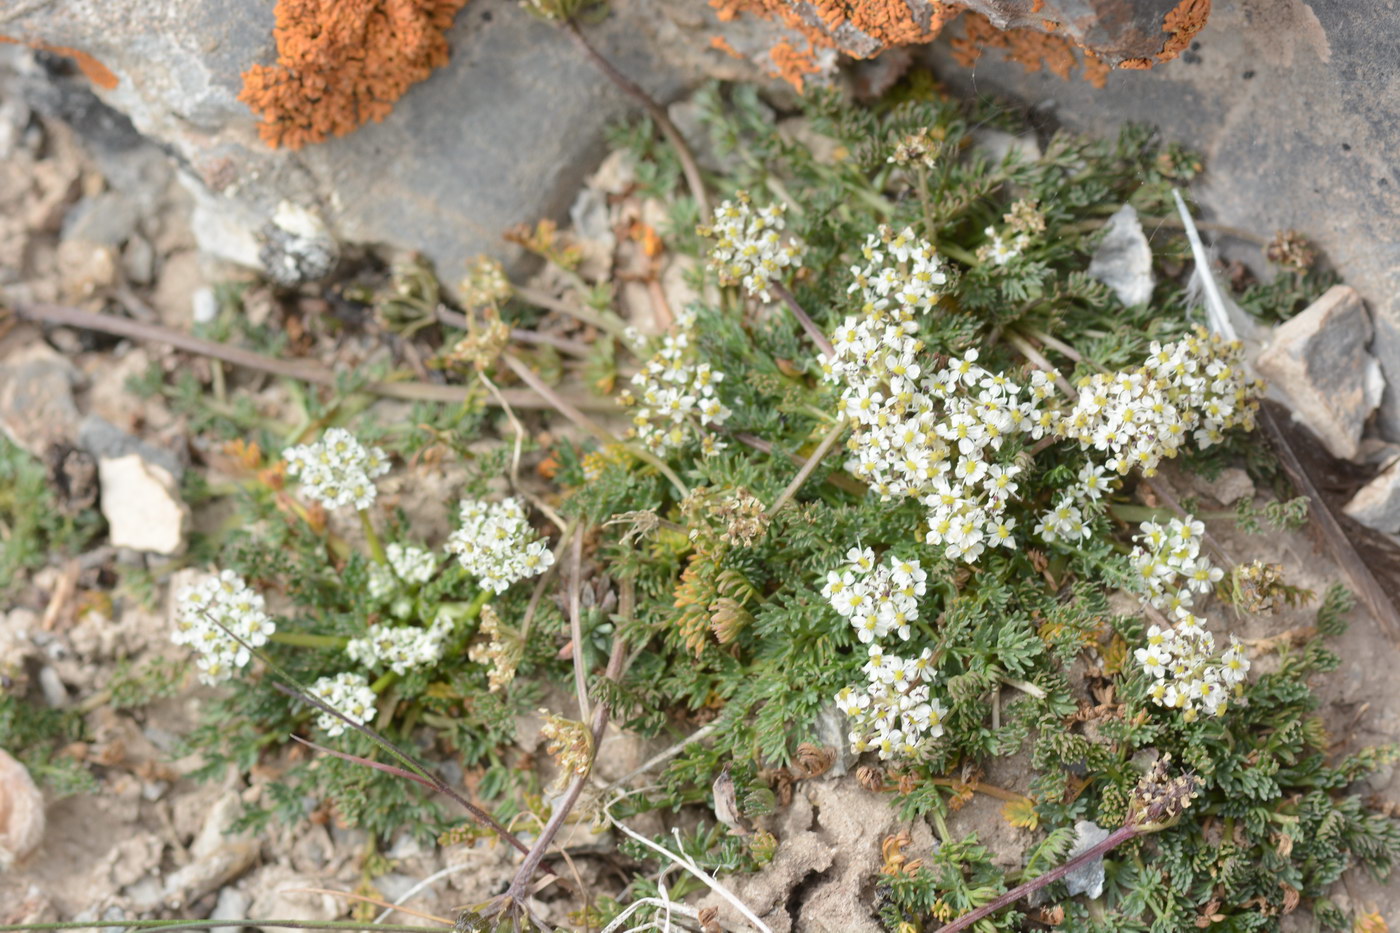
[600,898,702,933]
[935,824,1139,932]
[563,19,710,222]
[283,890,449,925]
[594,721,720,792]
[766,417,847,517]
[568,533,593,725]
[501,352,689,496]
[514,284,630,341]
[14,302,616,411]
[372,860,484,924]
[770,282,835,358]
[434,306,592,357]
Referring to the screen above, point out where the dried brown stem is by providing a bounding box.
[13,302,615,411]
[771,282,836,358]
[563,19,710,222]
[766,417,847,517]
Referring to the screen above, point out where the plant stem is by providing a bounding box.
[370,671,398,694]
[940,242,979,266]
[568,532,592,726]
[501,352,689,496]
[13,301,618,411]
[770,282,835,358]
[936,824,1141,932]
[359,509,387,565]
[563,19,710,221]
[766,417,847,517]
[269,631,350,649]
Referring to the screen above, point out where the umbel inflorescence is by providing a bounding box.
[172,570,276,686]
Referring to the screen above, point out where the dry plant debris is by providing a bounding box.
[238,0,470,149]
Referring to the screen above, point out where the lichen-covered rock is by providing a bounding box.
[1256,285,1384,462]
[1344,456,1400,536]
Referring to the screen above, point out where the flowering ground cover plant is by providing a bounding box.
[162,78,1397,931]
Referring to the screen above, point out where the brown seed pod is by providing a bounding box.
[0,749,45,866]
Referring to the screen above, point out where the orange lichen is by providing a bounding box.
[709,34,744,59]
[1157,0,1210,62]
[951,11,1116,85]
[1119,57,1154,69]
[768,36,822,92]
[0,35,118,88]
[711,0,959,90]
[238,0,468,150]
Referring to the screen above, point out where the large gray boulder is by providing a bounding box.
[923,0,1400,441]
[0,0,735,278]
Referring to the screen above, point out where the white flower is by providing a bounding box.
[172,570,276,686]
[446,497,554,593]
[284,428,390,511]
[701,193,805,302]
[624,311,732,454]
[309,672,377,737]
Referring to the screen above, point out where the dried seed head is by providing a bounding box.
[795,742,837,779]
[1265,229,1316,270]
[1128,753,1200,830]
[856,764,886,792]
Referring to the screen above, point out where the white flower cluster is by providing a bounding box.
[1134,619,1249,720]
[1131,516,1223,613]
[1055,329,1260,477]
[1033,461,1119,545]
[367,543,439,601]
[621,310,732,454]
[445,497,554,593]
[172,570,276,685]
[826,548,948,760]
[700,192,804,301]
[309,671,377,737]
[346,617,453,676]
[1128,516,1247,719]
[387,543,437,585]
[822,228,1058,563]
[284,428,390,511]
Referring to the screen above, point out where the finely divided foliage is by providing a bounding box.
[160,80,1396,931]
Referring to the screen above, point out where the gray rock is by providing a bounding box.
[1256,285,1383,461]
[210,886,250,933]
[2,0,708,280]
[77,414,183,478]
[814,702,855,778]
[37,667,69,708]
[192,285,219,324]
[1191,466,1254,507]
[969,127,1043,165]
[162,795,259,909]
[1088,204,1154,307]
[921,3,1400,442]
[1344,457,1400,535]
[1063,819,1110,898]
[0,345,83,457]
[62,192,139,248]
[121,233,156,284]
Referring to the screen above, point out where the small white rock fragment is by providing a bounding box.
[1088,204,1154,307]
[1063,819,1110,898]
[192,286,220,324]
[97,453,189,555]
[0,748,45,867]
[1256,285,1384,461]
[210,886,251,933]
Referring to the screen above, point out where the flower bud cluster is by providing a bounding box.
[1055,329,1260,476]
[1129,516,1248,719]
[826,548,948,761]
[445,497,554,593]
[619,310,732,454]
[387,543,437,585]
[284,428,390,511]
[976,198,1043,266]
[309,671,377,737]
[346,616,453,676]
[173,570,276,685]
[699,192,804,301]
